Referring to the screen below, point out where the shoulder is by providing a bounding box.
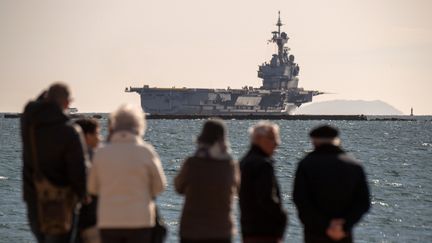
[93,143,110,154]
[338,152,363,168]
[182,156,196,165]
[294,152,319,174]
[298,152,314,165]
[240,151,266,165]
[339,154,366,178]
[92,144,109,162]
[60,122,84,142]
[185,156,235,167]
[241,154,272,172]
[128,139,157,157]
[137,141,154,151]
[69,122,83,135]
[137,142,160,158]
[182,156,226,165]
[22,100,38,115]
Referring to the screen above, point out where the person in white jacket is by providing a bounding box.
[88,104,167,243]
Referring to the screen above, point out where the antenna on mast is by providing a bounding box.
[276,11,283,34]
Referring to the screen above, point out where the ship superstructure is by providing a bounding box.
[126,12,321,115]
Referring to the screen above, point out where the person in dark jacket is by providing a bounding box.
[175,119,240,243]
[21,82,88,243]
[75,118,101,243]
[239,121,287,243]
[292,125,371,243]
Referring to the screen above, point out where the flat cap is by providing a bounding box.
[309,125,339,139]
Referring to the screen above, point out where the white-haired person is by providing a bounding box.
[175,119,240,243]
[87,104,167,243]
[239,121,287,243]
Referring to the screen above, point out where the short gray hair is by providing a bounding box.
[110,104,146,136]
[249,121,280,140]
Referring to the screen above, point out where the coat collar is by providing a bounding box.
[195,142,232,160]
[24,99,69,127]
[313,144,345,154]
[249,144,271,158]
[110,131,144,144]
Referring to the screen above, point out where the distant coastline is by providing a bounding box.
[297,100,404,115]
[2,112,431,121]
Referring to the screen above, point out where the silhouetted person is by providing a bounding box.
[175,119,240,243]
[239,122,287,243]
[293,125,370,243]
[87,104,167,243]
[75,118,102,243]
[21,82,88,243]
[75,118,101,160]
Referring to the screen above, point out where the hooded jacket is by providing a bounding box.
[21,94,88,204]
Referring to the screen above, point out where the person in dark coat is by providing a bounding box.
[175,119,240,243]
[21,82,88,243]
[75,118,101,243]
[292,125,371,243]
[239,121,287,243]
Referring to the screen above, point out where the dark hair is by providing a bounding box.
[75,118,99,135]
[197,119,226,145]
[46,82,70,106]
[309,125,339,139]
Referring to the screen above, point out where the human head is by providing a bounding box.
[197,118,227,146]
[46,82,71,110]
[75,118,101,149]
[249,121,280,156]
[309,125,341,148]
[109,104,146,136]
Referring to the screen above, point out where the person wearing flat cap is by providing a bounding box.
[292,125,371,243]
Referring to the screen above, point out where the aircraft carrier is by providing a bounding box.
[126,12,322,116]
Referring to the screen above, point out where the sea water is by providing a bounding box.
[1,116,431,242]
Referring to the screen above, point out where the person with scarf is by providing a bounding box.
[175,119,240,243]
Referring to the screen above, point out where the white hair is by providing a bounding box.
[249,121,280,140]
[110,104,146,136]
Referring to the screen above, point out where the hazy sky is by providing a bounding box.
[1,0,431,114]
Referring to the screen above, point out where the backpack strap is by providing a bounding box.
[29,124,44,180]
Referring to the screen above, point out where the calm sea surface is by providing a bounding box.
[1,116,431,242]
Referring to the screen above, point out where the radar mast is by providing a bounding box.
[258,12,298,90]
[277,11,282,35]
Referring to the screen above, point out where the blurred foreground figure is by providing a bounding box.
[21,82,88,243]
[75,118,101,243]
[239,122,287,243]
[293,125,371,243]
[88,104,167,243]
[175,119,240,243]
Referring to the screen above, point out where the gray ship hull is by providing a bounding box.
[126,86,316,115]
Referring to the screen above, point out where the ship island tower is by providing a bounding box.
[258,11,301,90]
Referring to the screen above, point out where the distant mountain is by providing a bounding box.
[296,100,404,115]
